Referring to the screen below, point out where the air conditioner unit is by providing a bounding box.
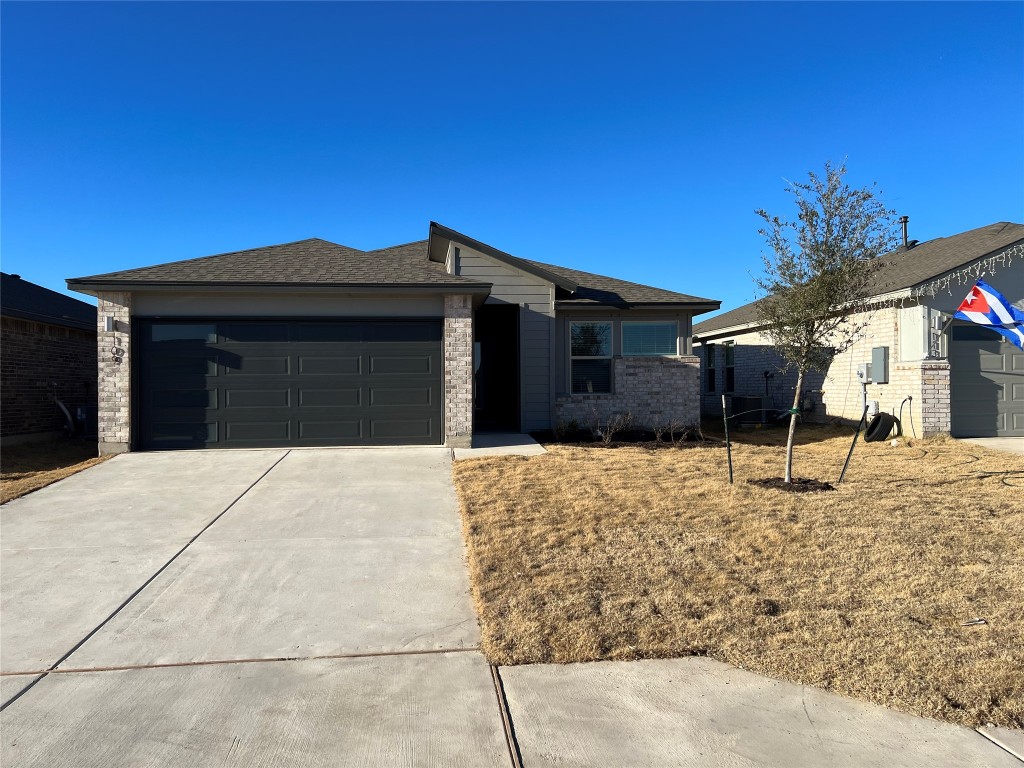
[730,395,768,425]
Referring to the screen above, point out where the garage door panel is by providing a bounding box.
[299,388,361,407]
[150,356,218,376]
[370,355,433,375]
[223,356,290,375]
[371,387,432,407]
[150,389,217,409]
[224,389,291,408]
[225,421,291,442]
[150,422,219,444]
[954,382,1008,402]
[139,320,442,449]
[299,420,362,440]
[370,418,435,440]
[978,351,1009,372]
[298,356,361,375]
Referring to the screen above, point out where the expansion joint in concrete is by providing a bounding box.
[0,450,293,713]
[1,647,484,678]
[491,665,524,768]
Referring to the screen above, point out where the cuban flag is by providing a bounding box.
[953,279,1024,350]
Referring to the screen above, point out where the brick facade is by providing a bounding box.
[96,292,132,454]
[702,304,952,437]
[698,338,826,420]
[555,355,701,431]
[920,361,951,434]
[0,316,97,440]
[443,294,474,448]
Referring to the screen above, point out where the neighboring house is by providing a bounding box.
[693,222,1024,438]
[67,223,719,453]
[1,272,98,443]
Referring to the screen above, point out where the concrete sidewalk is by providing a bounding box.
[961,437,1024,455]
[499,657,1022,767]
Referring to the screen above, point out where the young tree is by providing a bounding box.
[755,162,897,483]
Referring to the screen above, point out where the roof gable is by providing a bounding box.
[694,221,1024,335]
[429,222,719,309]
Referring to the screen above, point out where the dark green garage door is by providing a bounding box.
[138,320,442,449]
[950,323,1024,437]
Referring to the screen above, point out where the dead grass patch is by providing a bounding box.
[1,440,110,504]
[453,427,1024,728]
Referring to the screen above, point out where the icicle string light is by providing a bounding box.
[911,242,1023,301]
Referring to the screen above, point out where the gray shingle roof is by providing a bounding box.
[693,221,1024,335]
[1,272,96,330]
[67,232,721,309]
[69,238,483,288]
[522,258,718,307]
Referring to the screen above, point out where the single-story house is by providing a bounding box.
[693,221,1024,438]
[67,223,720,453]
[1,272,98,444]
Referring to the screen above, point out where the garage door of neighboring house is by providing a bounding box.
[949,323,1024,437]
[137,319,442,449]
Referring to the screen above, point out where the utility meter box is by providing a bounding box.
[871,346,889,384]
[856,362,873,382]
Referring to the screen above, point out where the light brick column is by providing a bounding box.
[443,294,473,448]
[96,292,132,454]
[920,360,951,435]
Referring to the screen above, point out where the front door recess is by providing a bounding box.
[473,304,520,432]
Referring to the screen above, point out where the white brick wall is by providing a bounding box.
[443,294,474,448]
[703,303,952,436]
[96,292,132,454]
[555,355,700,431]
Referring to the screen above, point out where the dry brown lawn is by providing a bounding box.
[1,440,110,504]
[453,426,1024,729]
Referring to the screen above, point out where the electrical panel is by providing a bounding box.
[872,346,889,384]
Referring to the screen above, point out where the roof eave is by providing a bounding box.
[66,280,493,297]
[429,222,579,292]
[555,300,721,312]
[0,307,95,331]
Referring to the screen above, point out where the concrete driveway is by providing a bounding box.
[2,448,1020,767]
[1,448,508,767]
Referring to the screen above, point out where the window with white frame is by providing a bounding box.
[570,321,612,393]
[622,321,677,356]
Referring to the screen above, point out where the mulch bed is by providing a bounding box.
[747,477,836,492]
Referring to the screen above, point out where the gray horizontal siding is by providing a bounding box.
[457,247,554,431]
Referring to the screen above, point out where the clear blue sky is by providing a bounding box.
[2,1,1022,318]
